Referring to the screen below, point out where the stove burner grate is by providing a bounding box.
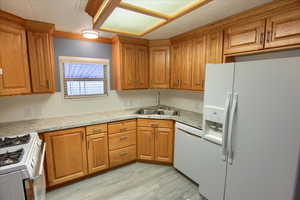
[0,149,24,167]
[0,134,31,149]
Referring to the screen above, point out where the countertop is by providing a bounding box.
[0,107,202,137]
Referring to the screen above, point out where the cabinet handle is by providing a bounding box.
[266,31,271,43]
[120,136,128,140]
[47,80,51,89]
[260,32,264,44]
[0,68,3,75]
[120,152,128,156]
[88,141,90,150]
[151,124,158,128]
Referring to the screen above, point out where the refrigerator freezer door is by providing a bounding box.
[225,57,300,200]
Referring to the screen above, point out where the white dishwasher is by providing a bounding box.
[174,122,203,184]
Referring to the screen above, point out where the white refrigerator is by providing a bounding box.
[200,57,300,200]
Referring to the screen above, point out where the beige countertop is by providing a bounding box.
[0,107,202,137]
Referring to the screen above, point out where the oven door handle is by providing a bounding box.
[32,142,46,180]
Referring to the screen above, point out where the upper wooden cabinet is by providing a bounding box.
[180,40,193,90]
[44,128,88,187]
[149,46,170,89]
[0,19,31,96]
[112,36,149,90]
[27,28,56,93]
[206,30,224,64]
[170,43,182,89]
[224,20,266,54]
[265,8,300,49]
[192,36,206,91]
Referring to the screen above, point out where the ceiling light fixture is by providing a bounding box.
[82,30,99,39]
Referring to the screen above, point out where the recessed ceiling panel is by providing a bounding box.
[122,0,198,16]
[101,7,165,35]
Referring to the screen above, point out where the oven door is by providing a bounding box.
[25,143,46,200]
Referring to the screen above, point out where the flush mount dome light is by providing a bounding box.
[82,30,99,39]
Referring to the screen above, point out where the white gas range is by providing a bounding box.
[0,132,46,200]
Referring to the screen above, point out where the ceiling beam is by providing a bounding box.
[93,0,122,29]
[117,2,170,20]
[85,0,104,17]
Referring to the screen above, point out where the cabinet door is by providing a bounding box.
[0,20,31,96]
[155,127,174,163]
[149,46,170,89]
[265,8,300,49]
[87,133,109,174]
[135,45,149,89]
[224,20,266,54]
[206,31,223,64]
[27,31,56,93]
[137,127,155,161]
[170,44,182,89]
[121,44,136,89]
[192,36,206,91]
[181,40,193,90]
[44,128,88,187]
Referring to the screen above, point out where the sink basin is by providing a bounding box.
[137,107,179,116]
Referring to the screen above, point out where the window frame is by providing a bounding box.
[59,56,110,99]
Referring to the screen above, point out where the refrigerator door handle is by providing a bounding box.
[221,93,232,161]
[228,93,238,165]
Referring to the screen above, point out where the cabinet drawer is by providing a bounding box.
[108,120,136,134]
[109,145,136,167]
[86,124,107,136]
[109,130,136,151]
[137,119,173,128]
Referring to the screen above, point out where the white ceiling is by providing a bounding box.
[0,0,273,39]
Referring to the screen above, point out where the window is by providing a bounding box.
[60,57,109,98]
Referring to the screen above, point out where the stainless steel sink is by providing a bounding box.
[137,107,179,116]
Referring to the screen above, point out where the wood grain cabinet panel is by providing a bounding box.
[121,44,137,89]
[44,128,88,187]
[135,45,149,89]
[170,44,182,89]
[108,119,136,134]
[87,133,109,174]
[155,127,174,163]
[206,30,223,64]
[224,20,266,54]
[27,31,56,93]
[109,130,136,151]
[86,123,108,136]
[0,19,31,96]
[149,46,170,89]
[109,145,137,168]
[192,36,206,91]
[265,8,300,49]
[137,127,155,161]
[181,40,194,90]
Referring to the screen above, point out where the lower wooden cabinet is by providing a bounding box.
[137,119,174,164]
[109,145,137,168]
[87,133,109,174]
[44,128,88,187]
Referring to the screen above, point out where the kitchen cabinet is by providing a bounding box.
[149,46,170,89]
[192,35,206,91]
[27,30,56,93]
[224,20,266,54]
[0,19,31,96]
[170,43,182,89]
[206,30,223,64]
[87,133,109,174]
[112,36,149,90]
[265,8,300,49]
[181,40,194,90]
[137,119,174,163]
[108,119,137,167]
[44,128,88,187]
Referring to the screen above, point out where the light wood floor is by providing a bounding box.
[46,162,204,200]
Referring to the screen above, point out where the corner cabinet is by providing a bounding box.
[137,119,174,164]
[27,29,56,93]
[112,36,149,90]
[0,19,31,96]
[44,128,88,187]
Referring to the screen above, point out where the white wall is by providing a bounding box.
[0,90,157,123]
[160,90,204,113]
